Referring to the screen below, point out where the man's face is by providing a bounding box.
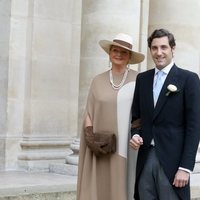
[150,36,175,70]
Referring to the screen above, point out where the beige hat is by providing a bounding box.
[99,33,145,64]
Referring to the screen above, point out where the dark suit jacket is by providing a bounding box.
[132,64,200,200]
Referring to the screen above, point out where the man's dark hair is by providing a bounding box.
[147,29,176,48]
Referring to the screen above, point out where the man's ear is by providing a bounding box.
[172,46,175,57]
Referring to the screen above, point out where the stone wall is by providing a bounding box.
[0,0,199,172]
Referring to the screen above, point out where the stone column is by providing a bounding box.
[6,0,82,171]
[0,0,11,170]
[148,0,200,74]
[77,0,150,198]
[148,0,200,172]
[78,0,149,132]
[49,138,80,175]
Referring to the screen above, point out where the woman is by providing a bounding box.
[76,33,145,200]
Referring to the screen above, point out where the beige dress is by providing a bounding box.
[77,69,138,200]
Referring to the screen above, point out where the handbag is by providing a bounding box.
[84,126,116,156]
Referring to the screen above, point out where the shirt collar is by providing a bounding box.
[155,60,174,75]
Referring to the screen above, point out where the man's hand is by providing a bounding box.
[173,169,190,188]
[129,135,143,150]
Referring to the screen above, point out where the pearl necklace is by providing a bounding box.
[109,68,129,90]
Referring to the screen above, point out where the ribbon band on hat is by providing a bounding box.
[113,39,132,49]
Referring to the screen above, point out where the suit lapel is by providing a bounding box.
[145,70,155,114]
[153,65,179,120]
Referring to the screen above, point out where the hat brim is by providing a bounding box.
[99,40,145,64]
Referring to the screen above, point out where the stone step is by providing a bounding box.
[0,171,199,200]
[49,163,78,176]
[0,191,76,200]
[0,171,77,200]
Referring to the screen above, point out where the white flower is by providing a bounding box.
[167,84,177,92]
[166,84,179,96]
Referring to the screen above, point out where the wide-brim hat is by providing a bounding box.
[99,33,145,64]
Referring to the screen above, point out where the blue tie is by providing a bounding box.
[153,70,163,106]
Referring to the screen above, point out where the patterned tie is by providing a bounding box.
[153,70,163,106]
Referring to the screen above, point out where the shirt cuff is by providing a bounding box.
[179,167,192,174]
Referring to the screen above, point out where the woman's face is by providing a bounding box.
[109,45,131,67]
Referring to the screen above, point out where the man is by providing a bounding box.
[130,28,200,200]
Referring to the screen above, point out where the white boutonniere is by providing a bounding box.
[166,84,180,96]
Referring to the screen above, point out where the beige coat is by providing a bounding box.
[77,69,138,200]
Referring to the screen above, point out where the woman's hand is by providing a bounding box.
[129,135,143,150]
